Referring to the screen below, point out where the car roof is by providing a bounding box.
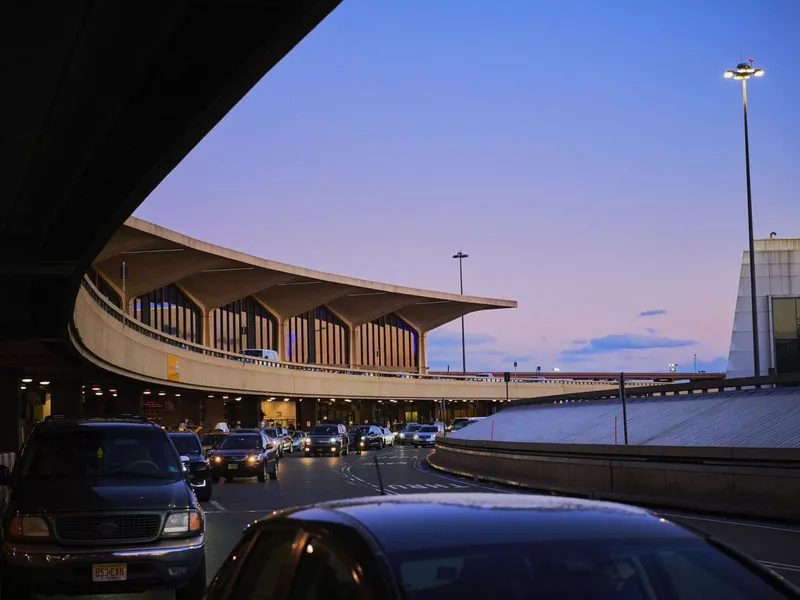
[38,416,159,430]
[277,493,697,553]
[167,431,198,437]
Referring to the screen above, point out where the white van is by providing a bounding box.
[241,348,279,361]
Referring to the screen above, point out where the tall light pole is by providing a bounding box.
[724,59,764,377]
[452,251,468,374]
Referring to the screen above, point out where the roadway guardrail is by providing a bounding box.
[512,372,800,408]
[429,435,800,522]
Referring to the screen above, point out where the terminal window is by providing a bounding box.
[772,298,800,374]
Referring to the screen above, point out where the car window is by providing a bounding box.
[168,434,202,455]
[16,427,182,480]
[404,425,421,432]
[202,434,226,446]
[230,529,299,599]
[220,435,263,450]
[419,426,438,433]
[388,538,795,600]
[289,537,366,600]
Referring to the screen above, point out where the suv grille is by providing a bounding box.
[54,514,162,543]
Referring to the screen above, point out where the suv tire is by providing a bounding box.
[257,463,267,483]
[175,560,206,600]
[269,461,278,480]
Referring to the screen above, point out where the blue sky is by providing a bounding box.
[135,0,800,374]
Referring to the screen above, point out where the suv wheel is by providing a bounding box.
[175,560,206,600]
[269,460,279,480]
[257,463,267,483]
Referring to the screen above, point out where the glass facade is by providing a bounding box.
[210,297,277,354]
[132,284,202,344]
[772,298,800,374]
[87,267,121,308]
[355,313,418,369]
[286,306,349,365]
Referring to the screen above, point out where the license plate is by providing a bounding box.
[228,464,238,470]
[92,563,127,582]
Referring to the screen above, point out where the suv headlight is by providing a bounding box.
[329,437,338,444]
[9,515,50,539]
[361,436,367,441]
[162,510,203,537]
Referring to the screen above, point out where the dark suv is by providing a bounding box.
[168,431,212,502]
[208,431,278,482]
[0,414,206,599]
[348,425,385,451]
[303,423,349,456]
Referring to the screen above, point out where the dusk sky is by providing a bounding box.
[135,0,800,374]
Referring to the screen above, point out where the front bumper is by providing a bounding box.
[4,535,205,595]
[304,442,343,454]
[211,461,263,476]
[414,437,435,446]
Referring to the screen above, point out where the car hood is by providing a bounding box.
[10,478,192,513]
[181,453,207,464]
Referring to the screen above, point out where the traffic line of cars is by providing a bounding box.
[1,413,798,599]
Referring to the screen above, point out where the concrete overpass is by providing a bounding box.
[0,0,343,450]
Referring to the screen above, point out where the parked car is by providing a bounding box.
[348,425,385,451]
[380,427,395,447]
[398,423,421,445]
[168,431,213,502]
[205,493,800,599]
[412,422,445,448]
[209,432,278,482]
[450,416,485,432]
[263,427,292,456]
[0,414,206,600]
[291,431,308,451]
[200,431,228,455]
[303,423,349,456]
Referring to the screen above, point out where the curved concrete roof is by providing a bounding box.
[93,217,517,331]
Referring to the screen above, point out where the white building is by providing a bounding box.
[727,238,800,379]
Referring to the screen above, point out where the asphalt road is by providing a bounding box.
[40,443,800,599]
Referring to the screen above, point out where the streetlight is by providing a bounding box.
[724,59,764,377]
[452,251,468,374]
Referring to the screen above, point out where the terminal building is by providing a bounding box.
[727,237,800,379]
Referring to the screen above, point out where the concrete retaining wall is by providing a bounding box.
[430,438,800,521]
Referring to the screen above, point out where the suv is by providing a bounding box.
[168,431,213,502]
[0,414,206,599]
[208,431,278,483]
[348,425,385,451]
[303,423,349,456]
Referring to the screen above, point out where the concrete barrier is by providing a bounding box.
[429,437,800,522]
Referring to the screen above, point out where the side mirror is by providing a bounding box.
[0,464,10,486]
[180,456,190,474]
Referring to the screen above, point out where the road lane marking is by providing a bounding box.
[659,512,800,534]
[208,500,227,512]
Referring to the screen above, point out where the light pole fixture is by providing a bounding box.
[724,59,764,377]
[452,251,468,374]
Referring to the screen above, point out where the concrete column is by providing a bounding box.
[360,399,377,425]
[297,399,318,431]
[233,396,260,428]
[277,320,287,361]
[203,397,226,430]
[348,328,358,368]
[418,331,428,375]
[0,370,22,453]
[203,309,212,348]
[50,381,84,415]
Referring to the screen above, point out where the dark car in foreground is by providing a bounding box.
[205,493,800,600]
[348,425,385,451]
[168,431,212,502]
[208,432,278,482]
[0,415,205,600]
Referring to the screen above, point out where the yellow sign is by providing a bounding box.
[167,354,181,382]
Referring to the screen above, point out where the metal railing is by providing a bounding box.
[79,277,653,389]
[511,371,800,407]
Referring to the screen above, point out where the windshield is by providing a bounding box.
[16,427,182,480]
[263,428,280,438]
[202,434,227,446]
[404,425,422,432]
[389,538,792,600]
[392,424,406,432]
[292,431,305,438]
[452,421,473,430]
[311,426,339,436]
[419,426,439,433]
[352,427,370,435]
[220,435,263,450]
[168,434,202,455]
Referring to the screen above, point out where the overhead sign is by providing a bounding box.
[167,354,180,382]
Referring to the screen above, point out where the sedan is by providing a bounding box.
[380,427,394,447]
[205,493,800,599]
[291,431,308,451]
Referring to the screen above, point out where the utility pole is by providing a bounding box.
[452,251,469,374]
